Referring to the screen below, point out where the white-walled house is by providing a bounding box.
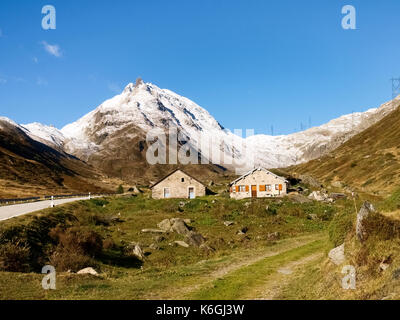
[229,167,288,199]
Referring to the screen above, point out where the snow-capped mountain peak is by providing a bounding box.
[19,80,400,170]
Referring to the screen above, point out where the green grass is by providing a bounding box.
[188,238,327,300]
[0,194,341,300]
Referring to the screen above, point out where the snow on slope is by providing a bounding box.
[246,97,399,167]
[60,80,248,168]
[19,81,399,170]
[22,122,65,149]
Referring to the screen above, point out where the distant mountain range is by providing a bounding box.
[1,78,399,195]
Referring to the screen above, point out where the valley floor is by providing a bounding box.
[0,233,327,300]
[0,193,399,300]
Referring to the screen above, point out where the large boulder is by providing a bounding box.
[288,193,312,204]
[157,219,173,232]
[299,175,322,188]
[356,201,376,242]
[308,191,328,202]
[328,244,345,266]
[125,242,145,260]
[171,218,191,236]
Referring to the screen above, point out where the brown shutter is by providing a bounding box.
[260,185,266,192]
[236,186,239,192]
[245,185,249,192]
[279,184,283,191]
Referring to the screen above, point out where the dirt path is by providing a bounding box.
[251,251,324,300]
[180,233,327,299]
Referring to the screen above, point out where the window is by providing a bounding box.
[275,184,279,190]
[266,185,272,191]
[239,185,246,192]
[181,178,185,182]
[164,188,170,198]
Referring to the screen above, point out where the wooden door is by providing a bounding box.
[251,185,257,198]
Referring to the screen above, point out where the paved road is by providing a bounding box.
[0,196,96,221]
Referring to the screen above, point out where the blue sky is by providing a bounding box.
[0,0,399,135]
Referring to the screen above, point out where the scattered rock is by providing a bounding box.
[328,244,346,266]
[171,218,191,236]
[208,180,214,187]
[266,232,280,241]
[141,228,166,234]
[356,201,376,242]
[77,267,98,276]
[132,243,145,260]
[186,232,206,247]
[307,214,319,221]
[128,186,140,193]
[380,262,390,272]
[331,181,343,188]
[288,193,312,204]
[149,243,160,250]
[299,174,322,188]
[154,235,165,243]
[174,241,189,248]
[244,202,251,208]
[330,193,347,200]
[157,219,173,232]
[179,201,186,208]
[224,221,234,227]
[379,256,392,272]
[308,191,329,202]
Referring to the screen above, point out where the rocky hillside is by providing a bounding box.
[0,117,114,198]
[291,97,400,195]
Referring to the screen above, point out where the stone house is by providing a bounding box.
[230,167,288,199]
[151,169,206,199]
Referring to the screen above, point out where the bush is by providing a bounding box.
[116,185,124,194]
[0,241,31,272]
[49,226,103,257]
[48,226,103,272]
[49,246,95,272]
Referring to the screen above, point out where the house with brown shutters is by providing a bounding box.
[151,169,206,199]
[229,167,288,199]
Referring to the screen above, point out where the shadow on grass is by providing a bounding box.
[97,250,143,269]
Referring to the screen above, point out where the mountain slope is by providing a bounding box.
[26,80,398,174]
[291,98,400,195]
[0,117,114,198]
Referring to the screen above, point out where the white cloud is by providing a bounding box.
[0,78,6,84]
[108,82,122,94]
[41,41,62,57]
[36,77,48,86]
[33,57,39,64]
